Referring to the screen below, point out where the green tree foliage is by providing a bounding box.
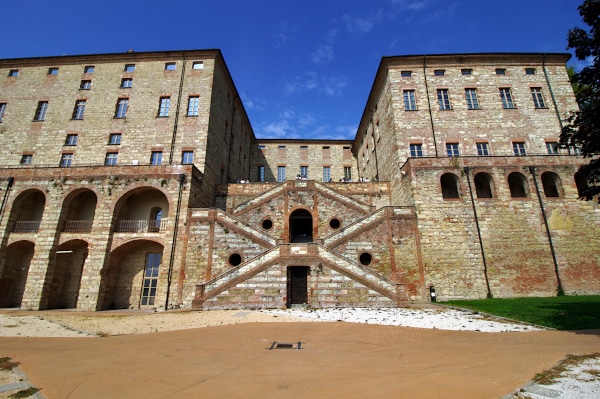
[560,0,600,202]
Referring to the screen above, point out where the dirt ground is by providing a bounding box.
[0,309,599,398]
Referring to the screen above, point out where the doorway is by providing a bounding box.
[287,266,309,307]
[289,209,312,243]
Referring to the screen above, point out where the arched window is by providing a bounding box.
[541,172,561,198]
[574,171,589,198]
[474,172,494,198]
[508,172,528,198]
[150,207,162,232]
[441,173,460,199]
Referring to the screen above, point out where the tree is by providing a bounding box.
[560,0,600,202]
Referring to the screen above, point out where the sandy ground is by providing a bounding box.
[0,307,598,398]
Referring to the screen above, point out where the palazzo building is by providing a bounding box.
[0,49,597,311]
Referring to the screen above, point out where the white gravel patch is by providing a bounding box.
[0,314,91,337]
[262,307,544,332]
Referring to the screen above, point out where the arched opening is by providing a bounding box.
[289,209,313,243]
[9,190,46,233]
[440,173,460,199]
[541,172,562,198]
[61,189,97,232]
[114,188,169,233]
[45,239,88,309]
[100,240,164,310]
[574,171,589,198]
[508,172,528,198]
[0,241,34,308]
[474,172,494,198]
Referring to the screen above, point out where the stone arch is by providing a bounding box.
[289,208,313,243]
[112,187,170,233]
[8,189,46,233]
[100,239,164,310]
[60,188,98,232]
[0,240,35,308]
[440,173,460,199]
[541,171,562,198]
[45,239,88,309]
[508,172,529,198]
[474,172,494,198]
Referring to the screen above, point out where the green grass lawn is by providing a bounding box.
[442,296,600,330]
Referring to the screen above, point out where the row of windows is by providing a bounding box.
[400,67,536,78]
[402,87,546,111]
[264,165,353,183]
[0,96,201,122]
[20,150,194,167]
[5,61,204,77]
[439,171,563,200]
[408,141,576,158]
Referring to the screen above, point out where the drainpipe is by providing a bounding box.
[164,173,186,310]
[528,166,563,295]
[423,56,438,157]
[0,177,14,218]
[370,116,380,181]
[168,51,186,164]
[542,54,564,131]
[463,167,492,298]
[225,96,238,183]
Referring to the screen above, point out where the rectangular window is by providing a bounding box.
[300,145,308,150]
[403,90,417,111]
[278,145,286,149]
[465,88,479,110]
[121,78,133,88]
[476,142,489,156]
[187,96,199,116]
[192,61,204,70]
[401,70,412,77]
[300,166,308,179]
[0,103,6,122]
[34,101,49,121]
[546,142,559,155]
[531,87,546,108]
[114,98,128,118]
[65,134,78,146]
[72,100,86,120]
[80,80,91,90]
[410,143,423,157]
[513,142,527,156]
[257,165,265,182]
[461,68,472,75]
[20,154,32,165]
[48,67,59,75]
[446,143,460,157]
[124,64,135,72]
[437,89,451,110]
[499,88,515,109]
[150,151,163,165]
[141,253,161,306]
[277,166,286,182]
[323,166,331,182]
[109,133,122,145]
[84,66,95,74]
[344,166,352,181]
[158,97,171,117]
[434,69,445,76]
[60,153,73,167]
[8,69,18,77]
[182,150,194,164]
[525,68,536,75]
[495,68,506,75]
[105,152,118,166]
[165,62,176,71]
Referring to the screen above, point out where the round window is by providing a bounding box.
[329,218,341,229]
[262,219,273,230]
[359,252,372,266]
[228,253,242,266]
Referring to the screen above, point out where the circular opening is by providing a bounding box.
[262,219,273,230]
[228,253,242,266]
[359,252,372,266]
[329,218,341,229]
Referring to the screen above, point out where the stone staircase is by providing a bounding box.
[322,207,387,247]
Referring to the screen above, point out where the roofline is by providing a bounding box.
[381,51,572,62]
[256,138,354,145]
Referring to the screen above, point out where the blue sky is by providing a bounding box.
[2,0,586,140]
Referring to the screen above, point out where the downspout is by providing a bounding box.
[164,173,186,310]
[528,166,563,295]
[542,54,564,130]
[371,115,380,181]
[423,56,438,157]
[169,51,186,164]
[463,167,492,298]
[0,177,14,219]
[225,96,238,183]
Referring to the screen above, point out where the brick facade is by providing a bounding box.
[0,50,597,311]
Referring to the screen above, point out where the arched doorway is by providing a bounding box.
[45,239,88,309]
[0,241,34,308]
[289,209,313,243]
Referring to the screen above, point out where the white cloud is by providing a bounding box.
[335,125,357,139]
[342,11,384,35]
[272,21,298,48]
[283,71,347,97]
[388,0,433,11]
[312,29,338,64]
[262,120,292,138]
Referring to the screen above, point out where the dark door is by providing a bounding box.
[287,266,309,306]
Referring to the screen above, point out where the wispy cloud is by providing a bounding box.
[283,71,347,97]
[312,29,338,64]
[388,0,433,11]
[342,10,384,35]
[272,21,299,48]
